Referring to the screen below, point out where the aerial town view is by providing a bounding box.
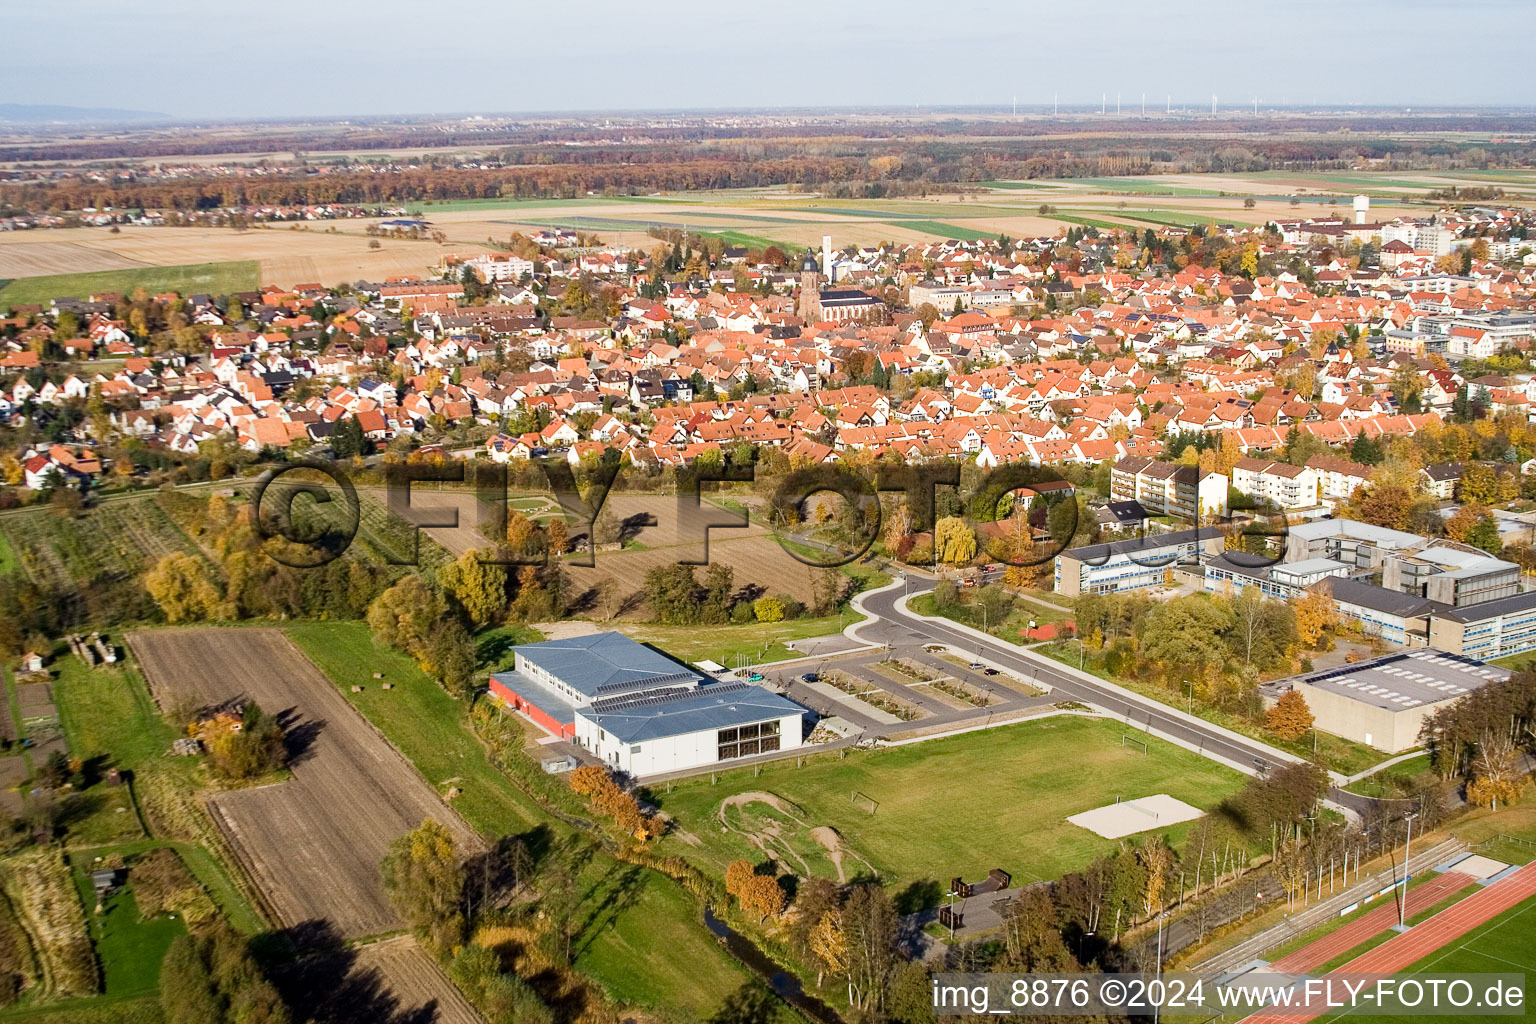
[4,4,1536,1024]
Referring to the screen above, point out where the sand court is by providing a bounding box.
[1066,793,1203,839]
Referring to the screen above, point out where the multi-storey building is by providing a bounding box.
[1110,456,1228,520]
[1229,458,1320,511]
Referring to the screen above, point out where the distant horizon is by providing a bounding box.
[13,100,1536,129]
[6,0,1535,120]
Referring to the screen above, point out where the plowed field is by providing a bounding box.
[127,627,480,938]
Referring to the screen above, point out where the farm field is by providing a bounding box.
[0,170,1457,293]
[285,619,770,1019]
[126,627,480,938]
[283,619,547,836]
[651,713,1246,892]
[277,935,483,1024]
[0,223,484,295]
[0,261,258,307]
[396,488,837,615]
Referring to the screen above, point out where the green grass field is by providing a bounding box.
[0,528,18,576]
[284,620,548,835]
[882,219,995,241]
[571,867,771,1019]
[0,261,259,308]
[1038,642,1391,777]
[0,996,163,1024]
[652,714,1245,891]
[617,614,853,665]
[1345,753,1434,797]
[68,872,183,999]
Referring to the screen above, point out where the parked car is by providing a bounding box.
[747,672,764,682]
[969,662,984,670]
[962,577,978,587]
[801,672,819,683]
[983,668,999,676]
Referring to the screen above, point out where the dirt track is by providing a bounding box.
[128,628,481,939]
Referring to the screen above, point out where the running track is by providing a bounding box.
[1268,871,1476,973]
[1240,860,1536,1024]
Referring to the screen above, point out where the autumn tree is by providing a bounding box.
[1293,585,1338,649]
[739,873,786,921]
[144,553,223,623]
[1466,731,1524,810]
[380,819,466,955]
[933,515,977,565]
[569,764,656,839]
[438,548,509,626]
[725,860,755,899]
[1266,688,1315,741]
[808,910,847,987]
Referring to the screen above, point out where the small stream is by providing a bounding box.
[703,906,843,1024]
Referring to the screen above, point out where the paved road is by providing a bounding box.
[849,577,1379,821]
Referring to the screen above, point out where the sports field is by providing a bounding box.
[1308,893,1536,1023]
[652,713,1245,890]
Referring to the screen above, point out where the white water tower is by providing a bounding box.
[1353,195,1370,225]
[822,235,834,283]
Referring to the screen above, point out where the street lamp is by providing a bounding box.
[1184,679,1192,715]
[1068,636,1085,670]
[1397,812,1419,931]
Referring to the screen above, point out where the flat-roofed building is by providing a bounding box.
[1429,591,1536,661]
[1328,576,1441,648]
[1055,527,1224,598]
[488,633,806,777]
[1268,649,1509,753]
[1284,518,1423,568]
[1202,553,1349,600]
[1381,542,1519,608]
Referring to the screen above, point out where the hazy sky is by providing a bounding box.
[8,0,1535,119]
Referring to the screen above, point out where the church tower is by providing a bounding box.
[797,249,822,321]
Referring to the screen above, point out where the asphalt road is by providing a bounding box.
[850,577,1379,820]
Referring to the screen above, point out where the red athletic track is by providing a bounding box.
[1268,871,1475,973]
[1239,860,1536,1024]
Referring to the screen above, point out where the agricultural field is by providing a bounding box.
[0,169,1459,297]
[399,488,845,616]
[277,936,483,1024]
[651,714,1245,893]
[65,870,183,1000]
[0,497,207,593]
[283,619,547,836]
[0,223,478,295]
[0,261,258,308]
[51,655,265,932]
[126,627,480,938]
[285,619,779,1019]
